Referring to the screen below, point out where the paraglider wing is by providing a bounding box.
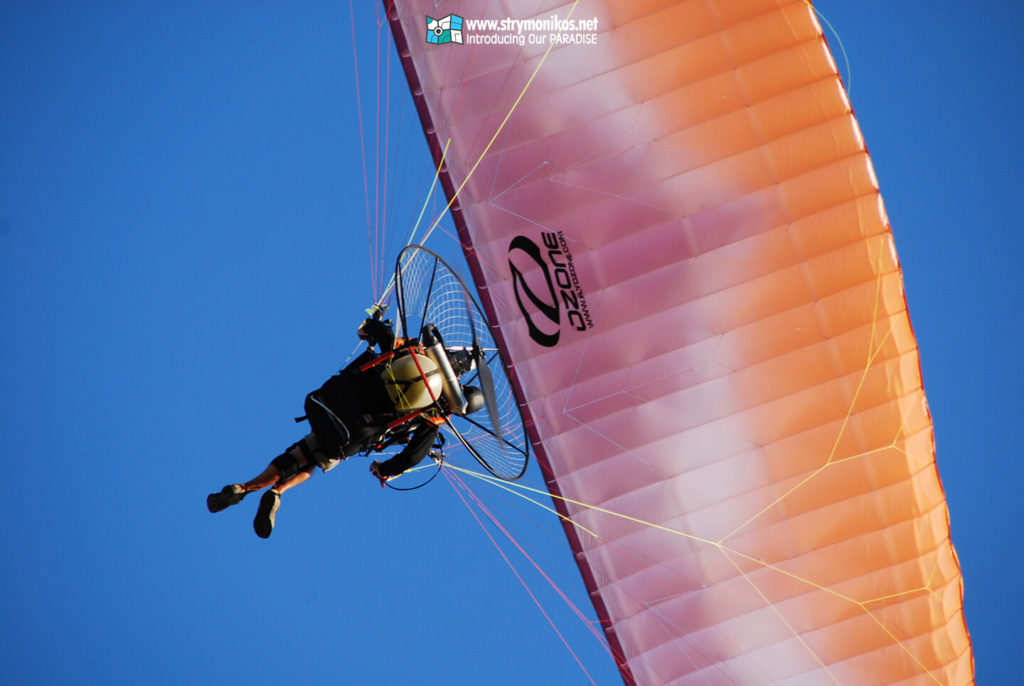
[386,1,973,683]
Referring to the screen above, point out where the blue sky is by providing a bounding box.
[1,2,1019,684]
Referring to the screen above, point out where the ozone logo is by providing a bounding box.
[507,233,593,347]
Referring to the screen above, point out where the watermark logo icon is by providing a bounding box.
[426,15,464,45]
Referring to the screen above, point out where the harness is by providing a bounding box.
[296,342,448,458]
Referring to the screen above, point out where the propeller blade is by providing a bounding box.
[473,344,505,452]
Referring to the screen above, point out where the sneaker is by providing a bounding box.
[207,484,246,513]
[253,489,281,538]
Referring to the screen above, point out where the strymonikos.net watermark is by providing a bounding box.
[427,14,600,47]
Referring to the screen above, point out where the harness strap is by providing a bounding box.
[307,394,352,445]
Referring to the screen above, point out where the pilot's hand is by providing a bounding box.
[358,317,395,350]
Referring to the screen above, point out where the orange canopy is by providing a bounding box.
[387,1,973,682]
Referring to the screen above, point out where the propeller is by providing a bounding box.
[470,321,505,453]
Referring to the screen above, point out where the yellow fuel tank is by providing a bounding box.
[381,352,443,412]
